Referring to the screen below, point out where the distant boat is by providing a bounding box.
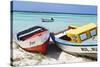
[42,18,54,22]
[17,26,50,54]
[51,23,97,59]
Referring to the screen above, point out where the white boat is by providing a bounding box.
[17,26,50,54]
[50,23,97,59]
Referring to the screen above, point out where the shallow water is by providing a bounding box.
[12,11,97,40]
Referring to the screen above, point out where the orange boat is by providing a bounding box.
[17,26,50,54]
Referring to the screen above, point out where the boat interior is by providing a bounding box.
[56,23,97,43]
[59,35,71,41]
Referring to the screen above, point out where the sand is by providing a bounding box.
[11,41,96,66]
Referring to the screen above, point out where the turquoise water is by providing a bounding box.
[12,11,97,40]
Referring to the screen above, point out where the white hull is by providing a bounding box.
[50,24,97,59]
[17,31,49,48]
[57,43,97,59]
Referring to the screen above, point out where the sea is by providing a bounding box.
[12,11,97,40]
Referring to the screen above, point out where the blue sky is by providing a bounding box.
[11,1,97,14]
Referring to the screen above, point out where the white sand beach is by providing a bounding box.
[11,41,96,66]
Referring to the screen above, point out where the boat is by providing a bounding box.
[42,18,54,22]
[50,23,97,59]
[16,26,50,54]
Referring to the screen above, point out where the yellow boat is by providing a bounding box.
[51,23,97,59]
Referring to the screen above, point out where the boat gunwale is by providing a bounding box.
[55,40,97,46]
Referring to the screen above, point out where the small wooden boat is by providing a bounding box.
[42,18,54,22]
[17,26,50,54]
[51,23,97,59]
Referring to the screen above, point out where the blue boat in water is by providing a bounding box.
[51,23,97,59]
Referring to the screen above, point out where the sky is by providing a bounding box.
[11,1,97,14]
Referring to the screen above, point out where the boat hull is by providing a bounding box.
[17,31,50,54]
[50,33,97,59]
[21,38,50,54]
[57,43,97,59]
[17,26,50,54]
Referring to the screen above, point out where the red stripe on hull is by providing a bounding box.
[22,38,50,54]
